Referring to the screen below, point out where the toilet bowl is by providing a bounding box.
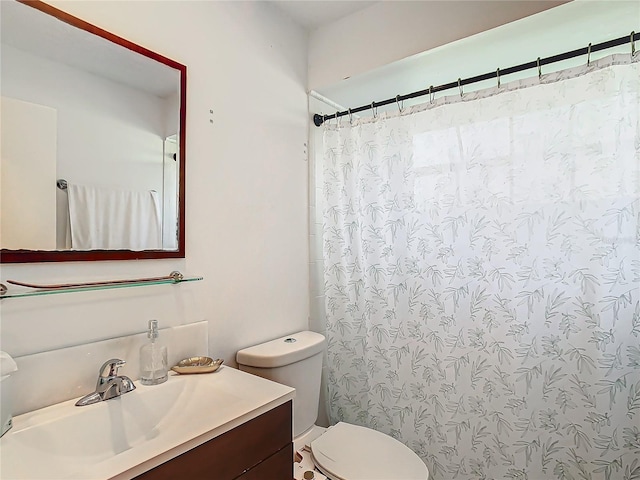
[236,331,429,480]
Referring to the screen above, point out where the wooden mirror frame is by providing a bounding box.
[1,0,186,263]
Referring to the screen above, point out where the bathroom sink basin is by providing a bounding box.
[0,367,295,480]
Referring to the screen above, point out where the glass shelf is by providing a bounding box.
[0,273,202,299]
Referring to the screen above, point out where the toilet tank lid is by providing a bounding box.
[236,331,326,368]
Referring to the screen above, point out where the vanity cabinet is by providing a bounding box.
[134,400,293,480]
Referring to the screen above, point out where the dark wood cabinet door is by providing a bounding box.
[134,401,292,480]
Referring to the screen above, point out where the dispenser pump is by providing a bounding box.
[140,320,168,385]
[148,320,159,340]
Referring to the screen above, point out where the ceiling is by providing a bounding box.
[271,1,376,29]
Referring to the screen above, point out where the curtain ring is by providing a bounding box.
[632,31,636,56]
[587,42,592,65]
[429,86,435,104]
[537,57,542,80]
[458,78,463,97]
[496,68,501,88]
[348,108,353,124]
[371,101,377,118]
[395,95,404,113]
[334,111,339,124]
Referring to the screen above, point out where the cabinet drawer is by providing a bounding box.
[239,442,293,480]
[134,400,292,480]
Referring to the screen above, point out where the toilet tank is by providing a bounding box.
[236,331,325,437]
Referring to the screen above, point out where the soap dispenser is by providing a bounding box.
[140,320,168,385]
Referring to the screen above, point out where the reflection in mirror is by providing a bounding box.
[0,0,186,262]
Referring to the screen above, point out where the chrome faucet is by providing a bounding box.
[75,359,136,406]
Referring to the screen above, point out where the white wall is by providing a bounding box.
[6,46,167,188]
[308,0,567,90]
[308,94,339,427]
[0,1,309,380]
[307,96,329,339]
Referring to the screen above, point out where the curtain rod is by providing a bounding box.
[313,31,638,127]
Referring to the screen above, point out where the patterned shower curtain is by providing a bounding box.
[322,55,640,480]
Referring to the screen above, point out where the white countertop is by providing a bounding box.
[0,366,295,480]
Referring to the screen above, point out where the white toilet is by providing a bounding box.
[236,331,429,480]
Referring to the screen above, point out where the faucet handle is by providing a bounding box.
[99,358,126,377]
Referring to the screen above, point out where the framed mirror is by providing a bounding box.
[0,0,186,263]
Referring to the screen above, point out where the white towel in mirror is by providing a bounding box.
[68,184,162,251]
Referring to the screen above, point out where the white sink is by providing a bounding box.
[0,367,295,480]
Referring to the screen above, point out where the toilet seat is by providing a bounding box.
[310,422,429,480]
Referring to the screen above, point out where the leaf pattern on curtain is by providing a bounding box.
[322,56,640,480]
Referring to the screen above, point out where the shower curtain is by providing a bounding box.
[322,55,640,480]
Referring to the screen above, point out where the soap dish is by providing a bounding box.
[171,357,223,374]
